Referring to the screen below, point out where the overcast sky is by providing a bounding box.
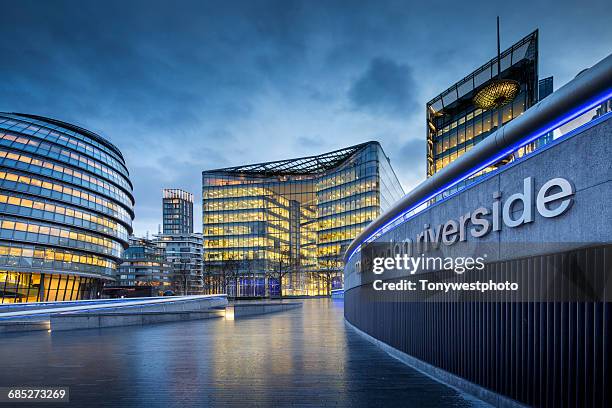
[1,0,610,236]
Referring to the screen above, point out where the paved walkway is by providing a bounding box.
[0,299,487,407]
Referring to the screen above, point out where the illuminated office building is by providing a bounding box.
[162,188,193,234]
[0,113,134,303]
[202,141,403,298]
[426,31,541,177]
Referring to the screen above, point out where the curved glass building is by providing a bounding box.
[0,113,134,303]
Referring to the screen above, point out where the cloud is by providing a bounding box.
[348,57,419,118]
[394,137,426,190]
[398,137,425,165]
[296,136,325,149]
[2,0,611,235]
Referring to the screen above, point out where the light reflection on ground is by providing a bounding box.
[0,299,487,407]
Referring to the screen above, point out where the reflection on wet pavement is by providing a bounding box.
[0,299,487,407]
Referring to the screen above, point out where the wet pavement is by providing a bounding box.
[0,299,487,407]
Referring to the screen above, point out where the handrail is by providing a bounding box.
[345,53,612,263]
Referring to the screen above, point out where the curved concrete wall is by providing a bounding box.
[344,115,612,407]
[345,115,612,290]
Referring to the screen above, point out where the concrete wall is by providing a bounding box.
[227,302,302,318]
[0,320,50,334]
[90,296,227,314]
[345,115,612,290]
[51,310,225,331]
[343,115,612,408]
[49,296,228,331]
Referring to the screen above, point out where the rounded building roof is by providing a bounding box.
[0,112,135,282]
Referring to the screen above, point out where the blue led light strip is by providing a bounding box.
[346,90,612,262]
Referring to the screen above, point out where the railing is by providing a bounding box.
[345,53,612,263]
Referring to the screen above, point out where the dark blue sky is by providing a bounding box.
[1,0,610,235]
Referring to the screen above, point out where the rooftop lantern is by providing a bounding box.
[473,17,520,110]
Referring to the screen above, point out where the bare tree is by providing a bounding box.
[172,262,191,295]
[202,263,216,295]
[202,257,225,295]
[220,256,241,298]
[266,248,294,299]
[170,256,199,296]
[318,253,343,296]
[203,255,242,297]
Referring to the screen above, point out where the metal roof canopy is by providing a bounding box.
[427,30,538,113]
[203,141,377,177]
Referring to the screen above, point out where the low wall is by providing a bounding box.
[86,296,228,315]
[0,298,150,314]
[0,320,50,334]
[49,296,228,331]
[226,302,302,319]
[51,309,225,331]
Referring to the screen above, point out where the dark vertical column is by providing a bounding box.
[23,272,31,303]
[13,272,21,303]
[603,302,611,408]
[37,273,44,302]
[61,275,70,301]
[0,271,7,304]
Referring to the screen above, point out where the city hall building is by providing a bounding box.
[344,54,612,407]
[202,142,404,297]
[0,113,134,303]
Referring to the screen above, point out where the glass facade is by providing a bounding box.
[155,233,203,295]
[426,31,540,177]
[114,236,172,291]
[202,142,403,298]
[0,113,134,303]
[162,188,194,234]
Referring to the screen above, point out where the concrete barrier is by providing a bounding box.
[0,298,153,314]
[86,296,228,315]
[0,320,50,334]
[226,302,302,319]
[51,309,225,331]
[49,296,228,331]
[0,295,227,319]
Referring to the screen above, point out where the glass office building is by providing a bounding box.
[426,31,540,177]
[162,188,194,234]
[202,141,403,298]
[0,113,134,303]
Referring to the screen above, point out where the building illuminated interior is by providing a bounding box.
[202,141,404,297]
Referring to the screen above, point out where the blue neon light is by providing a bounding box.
[346,90,612,263]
